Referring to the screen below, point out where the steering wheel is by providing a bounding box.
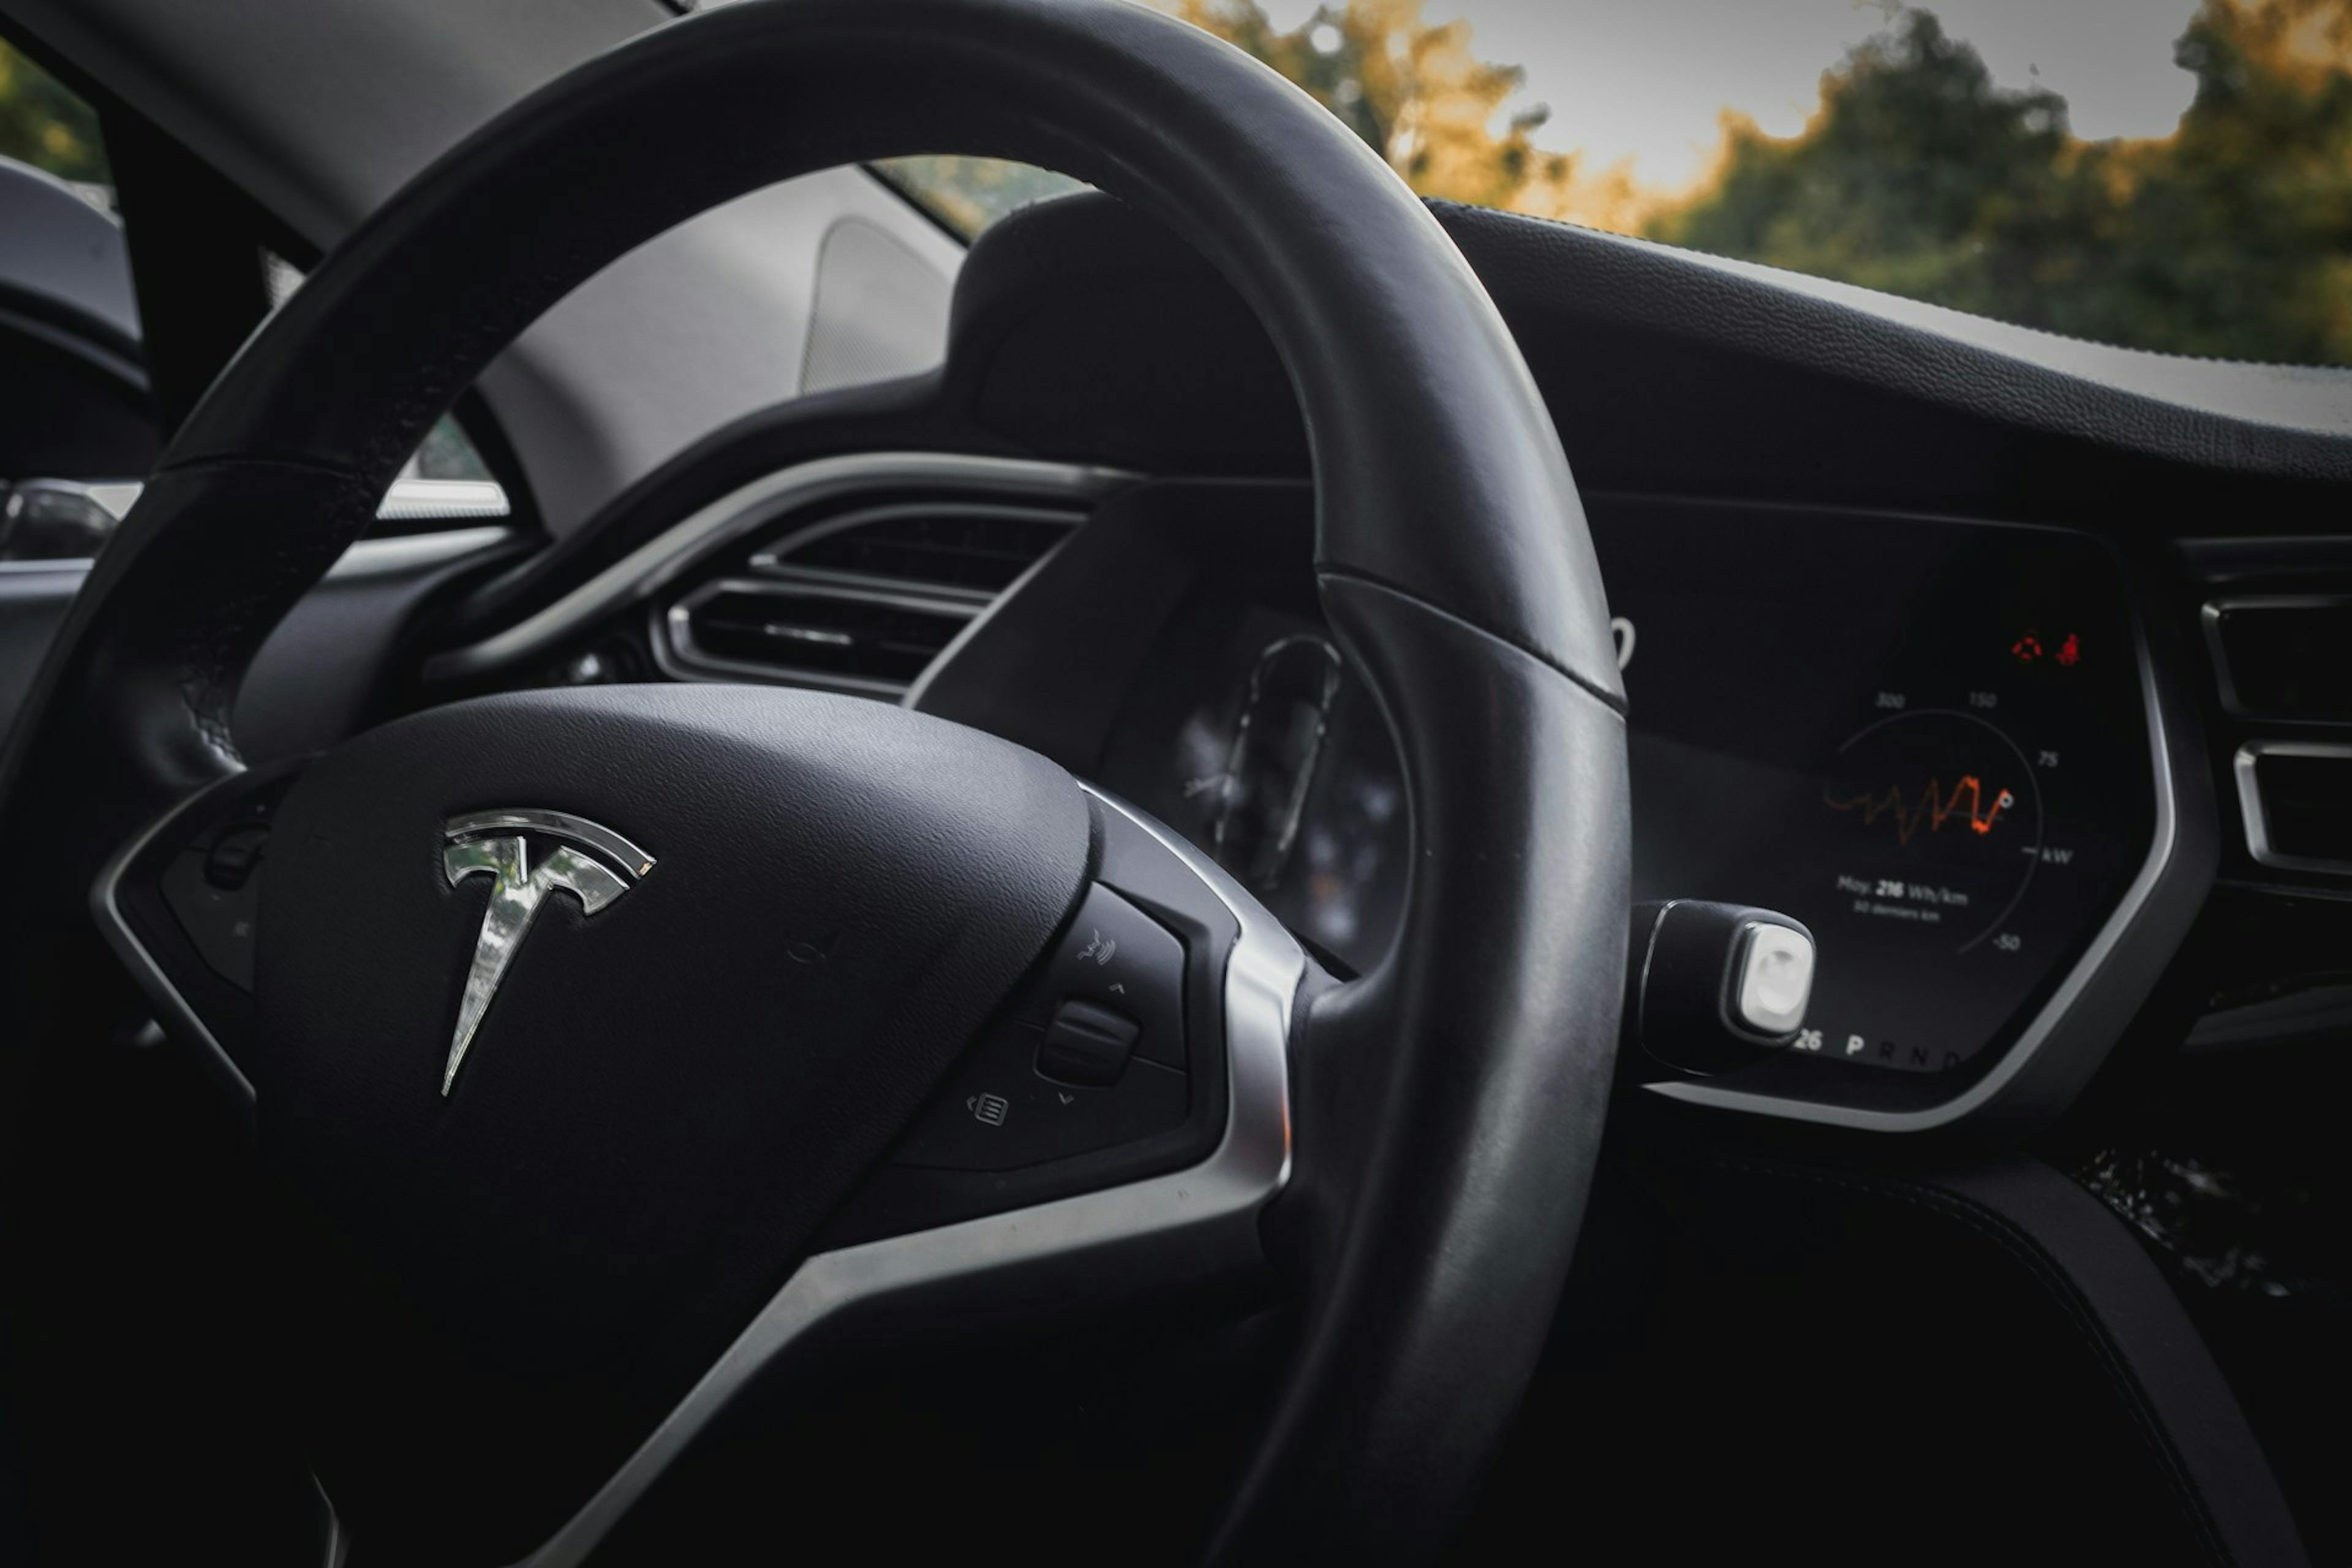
[0,1,1629,1561]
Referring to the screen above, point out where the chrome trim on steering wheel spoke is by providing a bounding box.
[90,774,266,1107]
[511,785,1302,1568]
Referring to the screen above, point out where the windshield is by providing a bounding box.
[881,0,2352,367]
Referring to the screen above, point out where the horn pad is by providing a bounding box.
[253,685,1089,1558]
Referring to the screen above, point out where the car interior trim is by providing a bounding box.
[0,524,516,581]
[897,519,1089,712]
[743,497,1088,604]
[423,451,1134,683]
[370,478,513,524]
[2233,739,2352,875]
[2199,595,2352,720]
[32,473,514,526]
[653,574,981,696]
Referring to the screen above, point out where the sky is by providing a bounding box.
[1257,0,2209,193]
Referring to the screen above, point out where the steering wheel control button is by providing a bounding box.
[127,771,297,1000]
[202,824,271,891]
[1022,882,1189,1069]
[892,1017,1188,1172]
[160,814,282,992]
[1036,998,1140,1087]
[162,850,264,991]
[1732,921,1814,1037]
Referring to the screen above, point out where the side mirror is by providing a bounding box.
[0,478,138,561]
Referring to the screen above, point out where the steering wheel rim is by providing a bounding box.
[0,1,1630,1560]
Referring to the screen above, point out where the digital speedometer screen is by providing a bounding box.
[1100,497,2155,1101]
[1596,502,2155,1088]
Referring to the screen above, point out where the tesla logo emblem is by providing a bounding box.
[439,809,655,1096]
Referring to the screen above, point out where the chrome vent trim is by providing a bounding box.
[657,577,984,696]
[375,478,511,523]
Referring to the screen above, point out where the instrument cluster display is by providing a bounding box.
[1600,502,2155,1098]
[1101,500,2156,1102]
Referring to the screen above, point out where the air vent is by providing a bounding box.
[657,494,1087,696]
[667,580,979,695]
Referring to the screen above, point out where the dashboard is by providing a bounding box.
[1087,494,2165,1119]
[10,182,2337,1149]
[383,201,2352,1145]
[1607,506,2155,1104]
[410,447,2220,1135]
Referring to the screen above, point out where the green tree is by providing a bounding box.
[1648,13,2078,317]
[1650,2,2352,365]
[0,39,108,186]
[1163,0,1579,213]
[883,0,1635,238]
[2087,0,2352,360]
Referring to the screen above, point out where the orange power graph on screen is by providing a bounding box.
[1823,775,2015,846]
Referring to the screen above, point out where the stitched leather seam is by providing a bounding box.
[1314,565,1627,715]
[153,451,365,483]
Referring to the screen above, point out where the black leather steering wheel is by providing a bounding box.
[0,1,1629,1561]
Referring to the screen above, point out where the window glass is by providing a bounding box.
[0,34,147,556]
[0,40,502,554]
[0,36,107,198]
[875,156,1087,238]
[880,0,2352,369]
